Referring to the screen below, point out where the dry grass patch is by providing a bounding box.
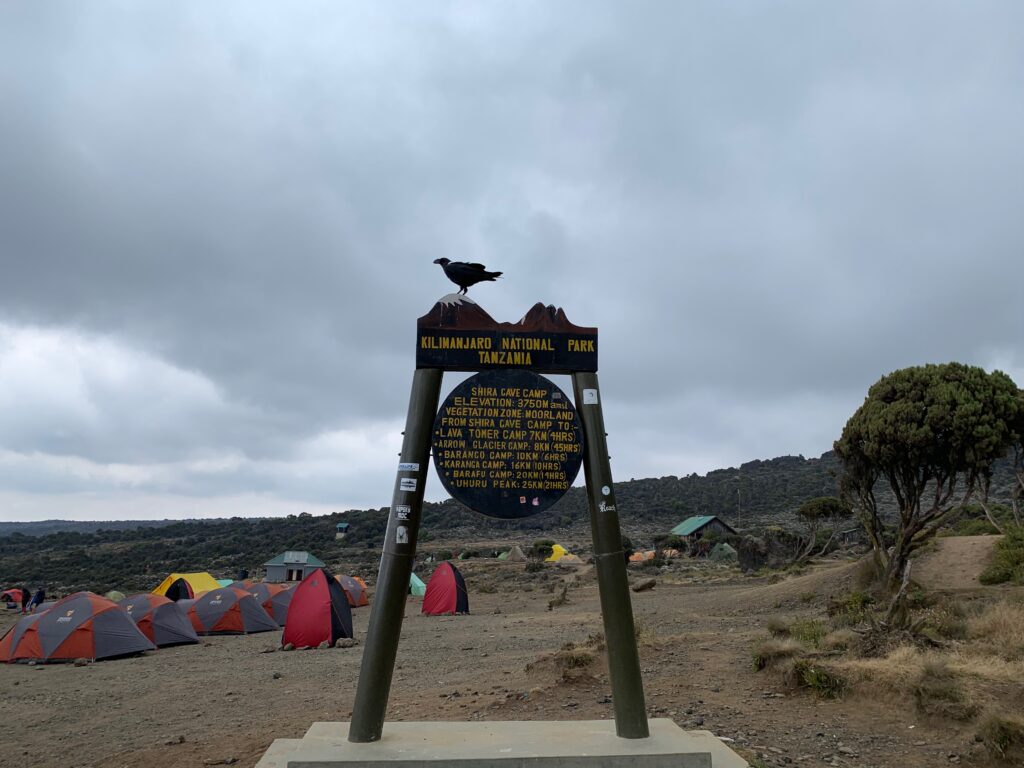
[976,711,1024,762]
[632,617,660,647]
[751,638,804,671]
[913,659,978,721]
[967,600,1024,662]
[782,658,846,698]
[822,628,859,651]
[765,615,791,636]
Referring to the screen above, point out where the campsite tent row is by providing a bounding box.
[151,571,368,608]
[0,569,372,663]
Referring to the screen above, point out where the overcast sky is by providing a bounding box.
[1,2,1022,521]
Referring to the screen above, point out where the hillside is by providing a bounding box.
[1,451,1017,595]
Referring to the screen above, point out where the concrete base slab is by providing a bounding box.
[256,719,747,768]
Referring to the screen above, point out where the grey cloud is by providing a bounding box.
[0,2,1022,518]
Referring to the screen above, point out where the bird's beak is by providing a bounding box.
[432,258,443,264]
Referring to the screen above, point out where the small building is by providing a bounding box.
[264,551,327,583]
[670,515,737,541]
[335,522,350,540]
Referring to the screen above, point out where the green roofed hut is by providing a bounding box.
[670,515,737,541]
[264,551,327,583]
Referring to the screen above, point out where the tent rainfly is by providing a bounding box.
[152,572,222,601]
[408,573,426,597]
[184,587,279,635]
[246,583,294,625]
[283,568,353,648]
[422,562,469,616]
[0,592,154,663]
[119,593,200,647]
[544,544,571,562]
[336,575,369,608]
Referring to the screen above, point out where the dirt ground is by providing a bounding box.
[914,535,1002,592]
[0,556,1010,768]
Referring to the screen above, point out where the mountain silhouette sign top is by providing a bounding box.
[417,294,598,373]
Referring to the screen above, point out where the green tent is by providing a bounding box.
[409,572,426,597]
[216,578,233,588]
[497,551,509,561]
[104,590,126,603]
[709,542,738,563]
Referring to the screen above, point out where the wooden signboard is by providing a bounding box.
[432,369,584,518]
[417,296,597,373]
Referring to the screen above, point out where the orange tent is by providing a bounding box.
[0,592,154,662]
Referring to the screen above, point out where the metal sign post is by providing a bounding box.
[349,368,442,743]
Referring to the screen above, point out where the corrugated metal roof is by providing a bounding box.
[670,515,719,536]
[263,551,326,567]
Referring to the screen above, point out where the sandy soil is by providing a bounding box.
[0,560,1002,768]
[914,535,1000,592]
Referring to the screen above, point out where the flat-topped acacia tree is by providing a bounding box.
[834,362,1022,592]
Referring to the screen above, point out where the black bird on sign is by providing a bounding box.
[433,258,503,295]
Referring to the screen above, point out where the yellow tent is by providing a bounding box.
[544,544,570,562]
[152,572,222,597]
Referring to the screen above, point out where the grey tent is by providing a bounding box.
[0,592,154,662]
[181,587,279,634]
[119,593,200,647]
[506,545,526,562]
[709,542,738,563]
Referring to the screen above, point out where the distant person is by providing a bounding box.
[20,587,30,614]
[29,587,45,613]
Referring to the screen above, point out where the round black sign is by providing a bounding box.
[431,369,585,519]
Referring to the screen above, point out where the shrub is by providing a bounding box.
[525,561,545,573]
[967,599,1024,662]
[822,629,859,651]
[529,539,556,560]
[633,618,658,647]
[784,659,845,698]
[976,711,1024,760]
[918,600,968,642]
[913,659,977,721]
[789,619,827,648]
[980,527,1024,585]
[828,590,874,627]
[751,638,803,670]
[765,616,791,637]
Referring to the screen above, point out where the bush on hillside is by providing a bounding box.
[979,527,1024,585]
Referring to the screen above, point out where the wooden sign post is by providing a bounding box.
[348,295,649,743]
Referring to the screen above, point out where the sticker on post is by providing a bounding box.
[395,526,409,545]
[394,505,411,521]
[601,485,611,496]
[398,462,420,472]
[399,477,417,492]
[582,388,599,405]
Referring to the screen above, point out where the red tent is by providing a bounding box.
[422,562,470,616]
[283,568,353,648]
[184,587,279,635]
[335,575,369,607]
[246,583,294,625]
[0,592,154,663]
[119,593,200,647]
